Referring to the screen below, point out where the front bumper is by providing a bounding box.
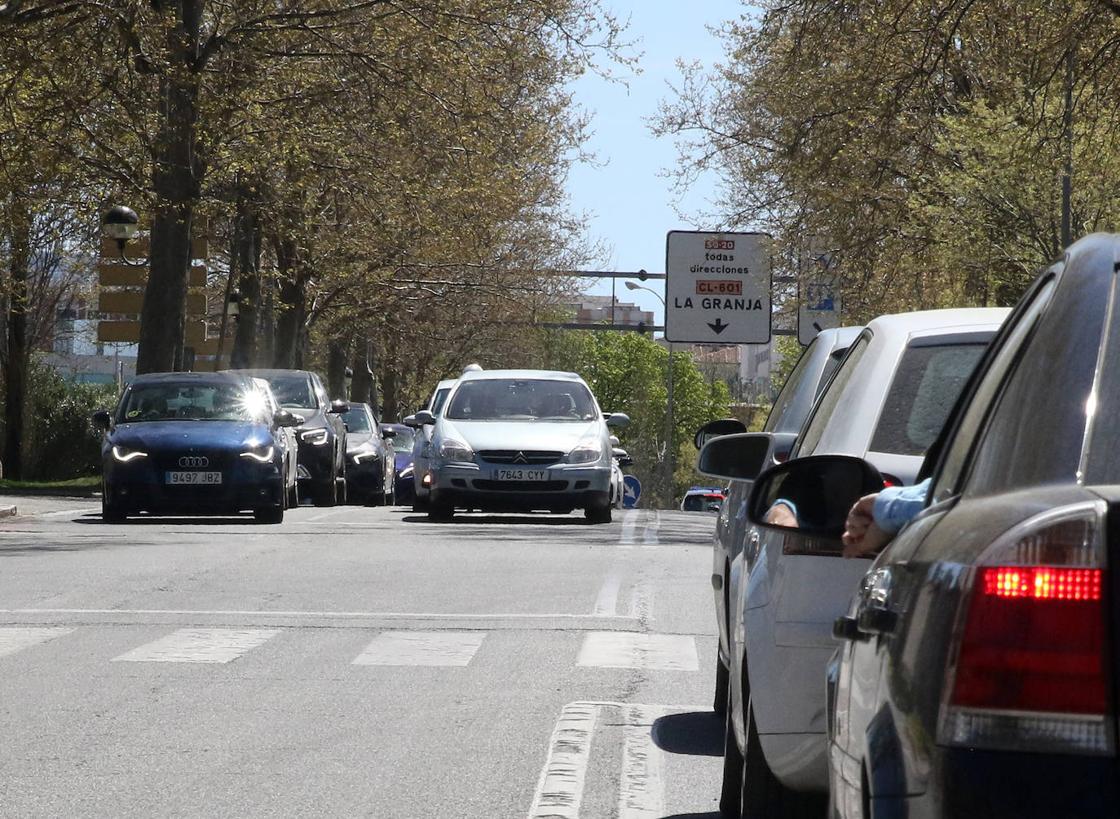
[430,461,611,510]
[346,454,384,497]
[296,436,335,482]
[104,457,283,514]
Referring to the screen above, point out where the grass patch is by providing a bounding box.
[0,476,100,494]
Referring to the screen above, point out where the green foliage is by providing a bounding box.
[22,363,117,481]
[539,330,731,505]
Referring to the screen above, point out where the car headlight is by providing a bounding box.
[240,445,275,463]
[300,427,330,446]
[568,437,605,465]
[111,445,148,463]
[399,464,414,478]
[438,439,474,462]
[352,448,379,464]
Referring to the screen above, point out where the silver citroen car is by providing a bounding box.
[415,369,628,522]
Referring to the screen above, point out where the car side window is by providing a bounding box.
[929,277,1057,503]
[763,337,820,433]
[793,332,871,456]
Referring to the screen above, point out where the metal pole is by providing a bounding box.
[665,342,675,508]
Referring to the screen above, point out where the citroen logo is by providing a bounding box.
[512,451,529,464]
[179,456,209,468]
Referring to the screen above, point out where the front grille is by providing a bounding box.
[472,480,568,492]
[478,450,563,465]
[151,451,236,472]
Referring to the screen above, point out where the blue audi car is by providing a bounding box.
[94,372,302,523]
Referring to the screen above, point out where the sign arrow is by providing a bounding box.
[708,318,729,335]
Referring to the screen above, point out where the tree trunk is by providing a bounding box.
[136,1,203,375]
[326,339,348,398]
[230,191,261,369]
[380,361,400,423]
[272,238,306,369]
[4,194,31,479]
[350,341,375,408]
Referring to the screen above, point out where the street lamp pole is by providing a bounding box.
[626,280,675,508]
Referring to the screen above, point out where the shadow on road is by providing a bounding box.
[660,813,720,819]
[652,711,724,757]
[399,514,601,526]
[76,516,261,526]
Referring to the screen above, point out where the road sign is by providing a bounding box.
[797,247,842,345]
[665,231,771,344]
[622,475,642,509]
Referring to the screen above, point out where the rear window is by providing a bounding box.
[869,343,987,457]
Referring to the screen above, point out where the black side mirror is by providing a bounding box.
[747,455,884,538]
[619,457,634,468]
[274,409,301,428]
[329,399,350,414]
[697,432,772,482]
[413,410,436,426]
[381,428,397,439]
[694,418,748,451]
[92,410,112,431]
[403,415,419,428]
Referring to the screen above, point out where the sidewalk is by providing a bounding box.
[0,494,100,519]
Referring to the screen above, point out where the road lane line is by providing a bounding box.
[112,628,279,663]
[527,701,599,819]
[0,627,74,658]
[592,569,623,616]
[641,510,660,548]
[577,632,698,671]
[352,630,486,666]
[619,705,667,819]
[619,510,640,548]
[0,607,633,621]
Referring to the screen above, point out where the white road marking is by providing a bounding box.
[527,701,599,819]
[0,607,633,621]
[352,631,486,666]
[619,705,667,819]
[577,632,698,671]
[641,510,660,548]
[36,507,99,518]
[619,510,640,548]
[303,510,338,522]
[112,628,279,663]
[628,582,652,622]
[0,627,74,658]
[592,569,623,616]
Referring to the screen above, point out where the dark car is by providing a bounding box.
[94,372,302,523]
[380,423,416,504]
[342,403,395,505]
[226,369,348,506]
[744,234,1120,818]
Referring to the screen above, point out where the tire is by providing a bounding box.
[287,481,299,509]
[741,696,828,819]
[254,505,284,524]
[337,475,348,505]
[412,494,429,513]
[714,653,730,717]
[428,497,455,521]
[101,484,126,523]
[585,503,612,524]
[720,698,744,817]
[313,476,337,507]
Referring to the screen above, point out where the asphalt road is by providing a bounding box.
[0,498,723,818]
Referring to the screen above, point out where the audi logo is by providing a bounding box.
[178,456,209,468]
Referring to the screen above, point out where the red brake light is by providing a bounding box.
[939,503,1114,755]
[881,473,902,488]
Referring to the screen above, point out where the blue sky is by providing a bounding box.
[565,0,748,326]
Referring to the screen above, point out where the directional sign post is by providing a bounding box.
[665,231,772,344]
[622,475,642,509]
[797,245,842,346]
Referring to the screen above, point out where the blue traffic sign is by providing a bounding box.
[622,475,642,509]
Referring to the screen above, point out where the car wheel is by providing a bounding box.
[101,484,126,524]
[585,503,612,524]
[720,698,744,817]
[741,696,827,819]
[254,505,284,524]
[287,481,299,509]
[337,475,348,505]
[313,477,337,507]
[714,653,730,717]
[412,495,429,513]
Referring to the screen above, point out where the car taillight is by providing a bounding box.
[938,502,1114,755]
[881,473,902,488]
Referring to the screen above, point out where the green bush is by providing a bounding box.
[24,364,119,481]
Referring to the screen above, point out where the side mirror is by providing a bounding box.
[747,455,884,538]
[273,409,301,428]
[605,412,630,429]
[697,432,772,482]
[403,414,419,428]
[413,410,436,426]
[609,435,620,447]
[381,428,397,439]
[619,456,634,468]
[329,399,350,414]
[694,418,747,451]
[92,410,112,431]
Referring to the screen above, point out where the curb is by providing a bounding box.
[0,505,17,518]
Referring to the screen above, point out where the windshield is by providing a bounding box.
[389,428,415,449]
[263,374,317,409]
[446,379,597,421]
[431,387,452,416]
[342,407,373,433]
[118,383,270,423]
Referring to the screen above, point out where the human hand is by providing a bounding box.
[765,503,798,528]
[842,494,891,557]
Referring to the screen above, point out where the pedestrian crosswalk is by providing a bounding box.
[0,626,701,671]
